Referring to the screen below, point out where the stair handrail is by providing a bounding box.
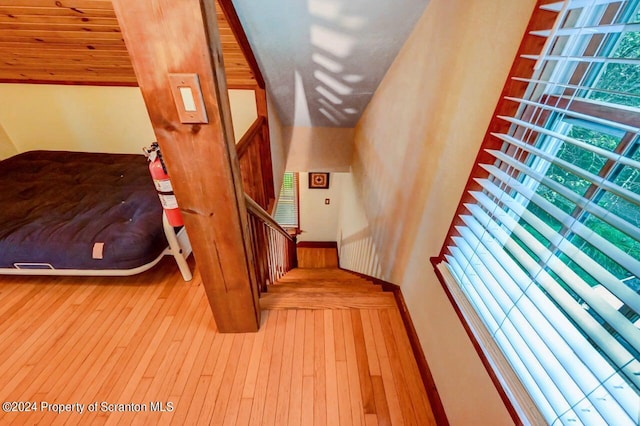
[244,194,294,240]
[244,193,296,293]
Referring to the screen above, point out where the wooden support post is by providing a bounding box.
[112,0,260,332]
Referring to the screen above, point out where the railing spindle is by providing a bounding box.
[244,194,296,292]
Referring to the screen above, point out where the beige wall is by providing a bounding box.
[298,172,344,242]
[336,0,536,424]
[284,126,353,172]
[0,84,256,156]
[0,84,155,154]
[229,89,258,141]
[0,122,17,160]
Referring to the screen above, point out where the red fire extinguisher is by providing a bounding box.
[144,142,184,227]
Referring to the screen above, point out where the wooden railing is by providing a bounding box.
[237,116,275,212]
[244,194,296,293]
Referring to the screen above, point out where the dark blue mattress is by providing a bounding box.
[0,150,167,270]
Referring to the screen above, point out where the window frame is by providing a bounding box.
[273,171,301,233]
[432,1,640,424]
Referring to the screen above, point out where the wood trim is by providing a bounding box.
[430,257,545,425]
[546,95,640,128]
[255,87,275,205]
[217,0,265,89]
[236,115,265,156]
[294,171,301,230]
[236,114,275,210]
[236,91,274,211]
[296,241,337,249]
[438,0,558,260]
[339,267,450,426]
[255,87,268,117]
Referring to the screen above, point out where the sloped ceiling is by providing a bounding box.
[0,0,257,88]
[233,0,430,127]
[0,0,430,126]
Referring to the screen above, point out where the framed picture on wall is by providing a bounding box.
[308,172,330,189]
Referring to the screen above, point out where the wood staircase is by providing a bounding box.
[256,264,439,425]
[260,268,397,310]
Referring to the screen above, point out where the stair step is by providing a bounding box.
[277,277,375,285]
[297,247,339,269]
[268,283,382,293]
[260,292,396,310]
[281,268,362,279]
[275,281,376,289]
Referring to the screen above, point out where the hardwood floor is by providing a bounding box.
[0,259,436,425]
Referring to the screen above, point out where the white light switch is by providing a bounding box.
[168,73,208,124]
[178,87,197,112]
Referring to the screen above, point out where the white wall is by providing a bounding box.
[0,84,257,156]
[0,122,17,160]
[298,172,344,242]
[336,0,537,424]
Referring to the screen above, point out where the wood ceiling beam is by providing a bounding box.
[112,0,260,332]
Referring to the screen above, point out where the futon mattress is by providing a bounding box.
[0,150,167,270]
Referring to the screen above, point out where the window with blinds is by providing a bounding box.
[273,172,299,229]
[439,0,640,424]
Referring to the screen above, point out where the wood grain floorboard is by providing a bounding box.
[0,258,436,425]
[313,309,327,426]
[247,310,276,424]
[297,247,338,268]
[343,310,365,426]
[287,310,305,426]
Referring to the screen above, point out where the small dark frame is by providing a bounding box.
[308,172,330,189]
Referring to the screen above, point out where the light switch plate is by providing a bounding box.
[168,73,208,124]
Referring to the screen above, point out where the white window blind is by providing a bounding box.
[273,172,299,228]
[442,0,640,424]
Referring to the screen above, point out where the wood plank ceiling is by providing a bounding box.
[0,0,257,88]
